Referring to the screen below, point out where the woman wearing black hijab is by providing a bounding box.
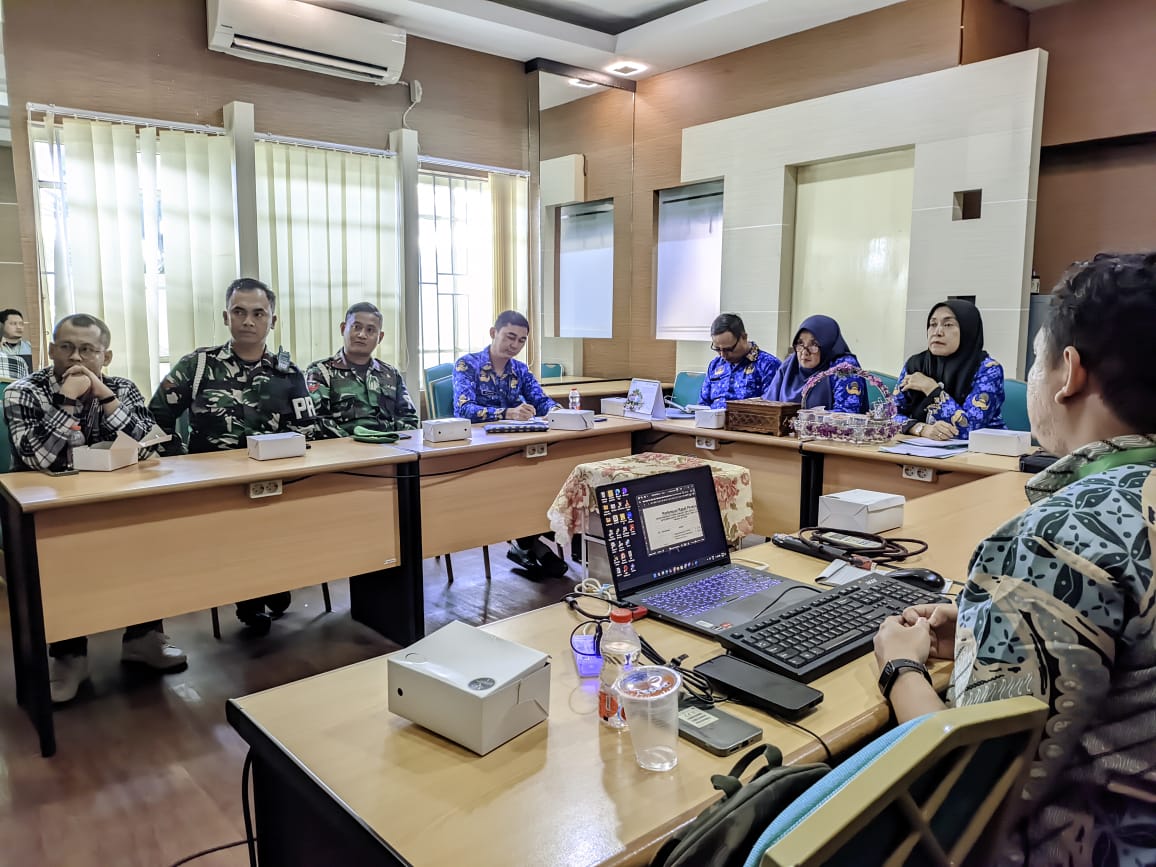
[895,299,1006,440]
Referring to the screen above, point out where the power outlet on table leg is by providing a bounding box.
[695,436,718,450]
[902,464,936,483]
[524,443,548,459]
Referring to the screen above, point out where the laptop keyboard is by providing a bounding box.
[718,573,945,682]
[640,566,784,618]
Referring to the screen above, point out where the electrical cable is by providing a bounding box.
[167,751,257,867]
[784,527,929,567]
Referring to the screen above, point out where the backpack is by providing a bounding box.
[651,744,829,867]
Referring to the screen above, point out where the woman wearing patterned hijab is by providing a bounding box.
[873,253,1156,867]
[763,314,865,412]
[895,299,1006,440]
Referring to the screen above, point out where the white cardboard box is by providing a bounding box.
[694,407,726,429]
[547,409,595,431]
[818,489,905,534]
[246,432,307,461]
[601,397,627,416]
[73,426,171,472]
[422,418,471,443]
[388,620,551,755]
[968,428,1033,456]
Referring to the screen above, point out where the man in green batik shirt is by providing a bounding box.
[148,277,317,636]
[306,302,418,438]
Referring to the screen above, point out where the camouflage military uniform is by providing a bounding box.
[305,350,418,438]
[148,342,316,455]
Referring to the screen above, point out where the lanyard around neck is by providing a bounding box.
[1075,446,1156,480]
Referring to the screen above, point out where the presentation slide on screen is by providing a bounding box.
[641,494,705,553]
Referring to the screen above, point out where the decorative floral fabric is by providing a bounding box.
[700,343,782,409]
[950,434,1156,867]
[894,356,1007,435]
[547,452,754,550]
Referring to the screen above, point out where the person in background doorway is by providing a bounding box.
[699,313,780,409]
[0,308,33,357]
[894,299,1006,440]
[763,314,866,412]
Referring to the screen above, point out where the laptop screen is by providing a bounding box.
[595,466,730,597]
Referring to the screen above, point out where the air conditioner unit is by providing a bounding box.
[207,0,406,86]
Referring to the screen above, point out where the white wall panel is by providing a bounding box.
[679,49,1048,377]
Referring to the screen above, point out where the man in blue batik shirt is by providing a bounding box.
[453,310,557,422]
[453,310,566,578]
[699,313,782,409]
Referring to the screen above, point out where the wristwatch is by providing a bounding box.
[878,658,932,700]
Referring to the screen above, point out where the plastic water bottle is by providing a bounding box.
[68,424,85,459]
[598,608,641,730]
[568,387,581,410]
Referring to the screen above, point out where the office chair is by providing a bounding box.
[540,362,563,378]
[672,371,706,408]
[423,362,454,418]
[0,382,13,474]
[750,695,1047,867]
[1002,378,1030,432]
[426,374,491,584]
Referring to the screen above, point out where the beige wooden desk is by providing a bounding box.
[798,437,1024,525]
[1,439,419,757]
[639,419,804,536]
[540,375,620,386]
[227,473,1030,867]
[396,417,651,558]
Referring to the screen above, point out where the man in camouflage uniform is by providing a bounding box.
[148,277,316,636]
[307,301,418,438]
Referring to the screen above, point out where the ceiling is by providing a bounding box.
[337,0,909,85]
[490,0,709,35]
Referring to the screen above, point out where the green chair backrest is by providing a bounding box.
[424,362,455,416]
[865,370,899,409]
[672,371,706,408]
[541,362,563,378]
[429,375,455,419]
[0,382,12,473]
[1003,378,1029,432]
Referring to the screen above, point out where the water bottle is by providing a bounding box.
[67,423,85,465]
[568,387,581,410]
[598,608,641,730]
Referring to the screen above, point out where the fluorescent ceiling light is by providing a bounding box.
[605,61,647,76]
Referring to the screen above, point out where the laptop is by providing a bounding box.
[595,466,817,636]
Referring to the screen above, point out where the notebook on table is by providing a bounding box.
[595,466,817,637]
[484,421,550,433]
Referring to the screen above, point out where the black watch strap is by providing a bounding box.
[879,659,932,700]
[98,394,118,405]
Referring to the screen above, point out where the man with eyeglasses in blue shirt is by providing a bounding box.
[699,313,782,409]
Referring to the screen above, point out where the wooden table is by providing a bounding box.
[798,438,1024,525]
[395,417,651,559]
[0,439,420,757]
[639,419,804,537]
[227,472,1030,867]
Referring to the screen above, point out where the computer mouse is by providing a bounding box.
[886,567,947,591]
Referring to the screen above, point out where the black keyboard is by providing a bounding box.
[641,567,784,619]
[718,573,945,682]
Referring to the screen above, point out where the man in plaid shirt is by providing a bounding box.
[3,313,188,703]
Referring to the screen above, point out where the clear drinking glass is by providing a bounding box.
[615,666,682,771]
